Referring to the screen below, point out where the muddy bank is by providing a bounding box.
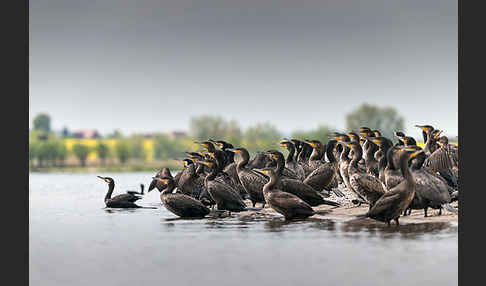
[213,195,459,227]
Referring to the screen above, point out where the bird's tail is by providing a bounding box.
[244,207,264,211]
[332,188,345,197]
[321,199,340,207]
[442,203,457,213]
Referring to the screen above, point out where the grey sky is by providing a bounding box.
[29,0,457,138]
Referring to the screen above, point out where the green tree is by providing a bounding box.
[115,140,131,163]
[244,122,282,153]
[55,141,68,167]
[72,143,91,167]
[108,129,123,139]
[95,142,110,165]
[130,138,146,162]
[29,141,37,169]
[35,141,52,168]
[33,113,51,132]
[346,103,405,139]
[153,135,182,160]
[291,125,334,144]
[188,115,242,142]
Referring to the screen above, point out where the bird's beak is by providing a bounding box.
[409,150,423,158]
[97,176,108,183]
[253,168,267,176]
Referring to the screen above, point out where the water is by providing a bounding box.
[30,172,458,286]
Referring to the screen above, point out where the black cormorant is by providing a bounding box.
[254,168,316,220]
[198,160,247,212]
[98,176,143,208]
[364,149,420,226]
[343,141,386,209]
[151,177,210,218]
[225,147,267,208]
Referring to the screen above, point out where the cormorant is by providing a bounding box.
[263,151,340,207]
[342,141,386,209]
[177,158,206,199]
[364,149,421,226]
[198,159,247,212]
[126,184,145,196]
[151,177,210,218]
[368,137,394,184]
[404,150,457,217]
[98,176,143,208]
[225,147,267,208]
[254,168,315,220]
[279,140,306,181]
[303,140,343,197]
[303,140,326,171]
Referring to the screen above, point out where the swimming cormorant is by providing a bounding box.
[98,176,143,208]
[126,184,145,195]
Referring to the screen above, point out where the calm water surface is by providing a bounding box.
[30,172,458,286]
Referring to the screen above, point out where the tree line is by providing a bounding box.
[29,103,406,169]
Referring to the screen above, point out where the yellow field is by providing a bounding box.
[63,138,155,161]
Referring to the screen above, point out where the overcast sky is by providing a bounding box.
[29,0,457,138]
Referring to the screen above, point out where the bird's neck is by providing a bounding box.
[378,144,391,171]
[205,164,218,183]
[286,145,295,163]
[105,182,115,202]
[272,157,284,176]
[263,173,279,193]
[326,143,336,163]
[350,147,363,169]
[309,147,323,161]
[161,183,176,195]
[410,152,426,170]
[236,150,250,172]
[340,146,351,162]
[399,154,414,185]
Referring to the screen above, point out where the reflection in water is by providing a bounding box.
[30,172,458,286]
[103,208,140,214]
[263,217,337,232]
[341,218,455,239]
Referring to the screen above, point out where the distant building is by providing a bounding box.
[166,131,186,139]
[139,131,187,139]
[72,129,100,139]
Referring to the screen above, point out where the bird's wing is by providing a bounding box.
[269,191,313,210]
[111,193,142,203]
[368,192,402,216]
[424,148,453,172]
[356,174,386,194]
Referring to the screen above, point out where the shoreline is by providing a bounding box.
[29,164,182,173]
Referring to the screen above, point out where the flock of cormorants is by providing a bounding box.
[97,124,459,226]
